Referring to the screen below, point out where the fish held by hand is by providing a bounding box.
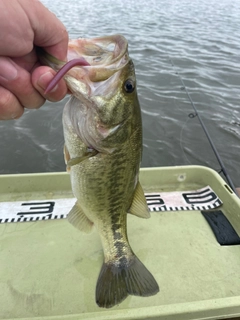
[39,34,159,308]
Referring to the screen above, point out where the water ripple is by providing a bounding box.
[1,0,239,186]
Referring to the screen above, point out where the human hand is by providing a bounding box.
[0,0,69,120]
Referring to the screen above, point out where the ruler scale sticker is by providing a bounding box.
[0,186,222,223]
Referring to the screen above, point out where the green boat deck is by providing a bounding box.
[1,165,240,320]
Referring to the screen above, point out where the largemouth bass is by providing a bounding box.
[40,35,159,308]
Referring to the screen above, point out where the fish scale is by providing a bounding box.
[39,34,159,308]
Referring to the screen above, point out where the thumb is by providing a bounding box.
[22,0,69,61]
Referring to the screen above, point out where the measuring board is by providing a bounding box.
[0,186,222,223]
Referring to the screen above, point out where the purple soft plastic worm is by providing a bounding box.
[45,58,90,94]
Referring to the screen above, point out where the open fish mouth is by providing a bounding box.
[41,35,130,97]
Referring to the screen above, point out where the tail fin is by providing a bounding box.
[96,255,159,308]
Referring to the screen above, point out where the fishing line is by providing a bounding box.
[179,116,193,165]
[170,58,238,196]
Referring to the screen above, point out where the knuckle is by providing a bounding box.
[33,98,46,109]
[24,95,46,109]
[0,89,13,109]
[9,75,46,109]
[0,89,23,120]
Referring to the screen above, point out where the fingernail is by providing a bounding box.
[38,71,59,93]
[0,58,18,81]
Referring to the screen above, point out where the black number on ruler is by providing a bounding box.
[17,202,55,215]
[145,194,165,205]
[182,189,217,204]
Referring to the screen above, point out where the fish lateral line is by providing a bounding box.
[44,58,91,94]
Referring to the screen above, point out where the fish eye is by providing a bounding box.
[124,79,135,93]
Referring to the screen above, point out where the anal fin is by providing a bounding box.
[67,201,93,233]
[129,182,150,219]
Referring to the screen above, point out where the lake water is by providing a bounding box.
[1,0,240,187]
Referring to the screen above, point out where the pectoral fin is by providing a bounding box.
[64,145,71,173]
[66,148,98,169]
[128,182,150,219]
[67,201,93,233]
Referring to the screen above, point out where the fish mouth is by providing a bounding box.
[42,35,130,97]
